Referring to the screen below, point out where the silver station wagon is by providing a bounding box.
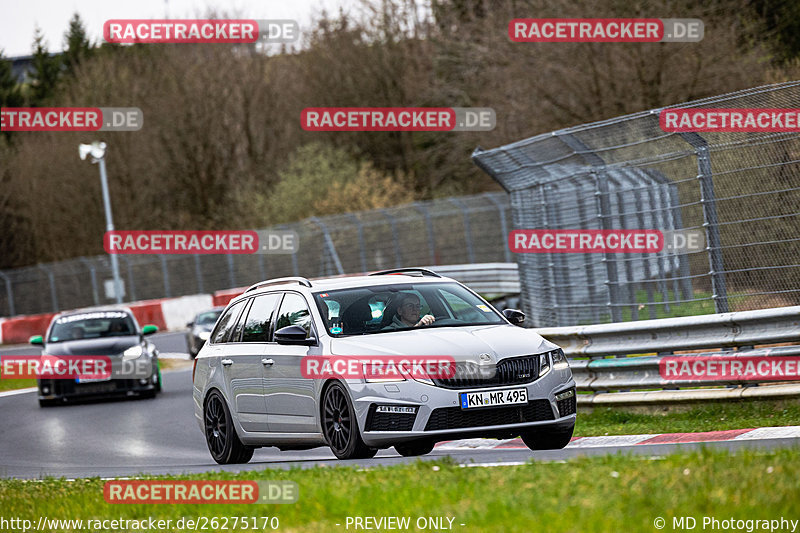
[192,269,576,464]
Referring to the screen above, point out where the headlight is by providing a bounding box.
[539,351,551,377]
[551,348,569,369]
[122,345,143,360]
[198,331,211,341]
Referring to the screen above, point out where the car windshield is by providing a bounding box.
[195,310,222,326]
[313,282,505,337]
[48,311,136,343]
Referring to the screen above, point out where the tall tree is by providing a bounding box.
[62,13,93,75]
[0,49,24,108]
[29,26,61,104]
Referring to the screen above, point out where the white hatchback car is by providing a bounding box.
[192,269,576,463]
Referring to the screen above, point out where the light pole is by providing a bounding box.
[79,141,123,304]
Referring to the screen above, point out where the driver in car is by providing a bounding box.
[386,293,436,329]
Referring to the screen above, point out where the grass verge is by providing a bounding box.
[575,399,800,436]
[1,448,798,532]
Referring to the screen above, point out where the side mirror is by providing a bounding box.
[29,335,44,346]
[274,325,315,346]
[502,309,525,326]
[186,321,194,328]
[142,324,159,336]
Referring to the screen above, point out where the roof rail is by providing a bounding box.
[245,277,312,293]
[368,268,442,278]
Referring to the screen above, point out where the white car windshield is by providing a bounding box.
[312,282,505,336]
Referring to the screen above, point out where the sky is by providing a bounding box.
[0,0,352,58]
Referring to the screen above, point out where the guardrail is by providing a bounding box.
[536,306,800,406]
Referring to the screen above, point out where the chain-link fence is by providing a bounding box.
[0,192,514,317]
[473,81,800,327]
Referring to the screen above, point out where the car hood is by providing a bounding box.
[44,335,140,356]
[329,324,557,360]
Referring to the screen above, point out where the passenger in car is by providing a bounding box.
[384,293,436,330]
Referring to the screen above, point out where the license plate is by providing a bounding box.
[75,375,111,384]
[460,388,528,409]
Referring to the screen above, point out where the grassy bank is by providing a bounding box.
[1,448,798,532]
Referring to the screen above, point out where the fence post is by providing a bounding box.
[309,217,345,275]
[37,264,59,312]
[159,255,171,298]
[556,133,622,322]
[448,197,476,264]
[378,210,403,268]
[676,131,729,313]
[483,192,512,263]
[414,203,437,265]
[79,257,100,306]
[346,213,368,273]
[0,270,15,316]
[121,256,137,302]
[226,254,236,288]
[193,254,204,293]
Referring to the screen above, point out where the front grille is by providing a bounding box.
[433,354,541,390]
[557,389,577,416]
[365,404,417,432]
[424,399,554,431]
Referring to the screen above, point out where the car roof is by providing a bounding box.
[235,273,460,302]
[53,306,134,319]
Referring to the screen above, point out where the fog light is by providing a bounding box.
[42,387,50,394]
[555,389,575,401]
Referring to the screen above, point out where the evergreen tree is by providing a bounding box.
[0,50,24,108]
[63,13,92,75]
[29,26,61,104]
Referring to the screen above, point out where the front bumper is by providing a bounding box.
[348,365,576,446]
[38,372,157,402]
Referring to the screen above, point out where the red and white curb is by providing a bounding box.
[435,426,800,450]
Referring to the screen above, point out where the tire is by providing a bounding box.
[154,364,162,393]
[204,389,254,464]
[521,425,574,451]
[321,381,377,460]
[394,440,435,457]
[38,398,57,407]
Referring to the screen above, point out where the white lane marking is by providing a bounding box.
[568,434,659,448]
[158,352,190,360]
[435,438,517,450]
[459,461,529,468]
[732,426,800,440]
[0,387,37,397]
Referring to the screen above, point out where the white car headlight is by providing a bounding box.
[123,345,143,360]
[551,348,569,370]
[539,351,551,377]
[198,331,211,341]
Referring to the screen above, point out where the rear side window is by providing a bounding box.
[242,293,281,342]
[275,293,313,335]
[210,301,244,344]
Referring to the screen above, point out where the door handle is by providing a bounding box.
[221,359,233,366]
[261,358,274,366]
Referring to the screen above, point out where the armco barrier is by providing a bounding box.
[536,306,800,405]
[0,294,213,345]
